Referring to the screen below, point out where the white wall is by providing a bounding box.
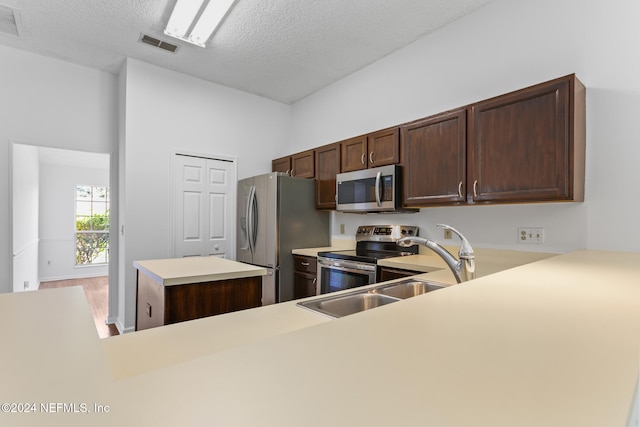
[0,45,118,295]
[289,0,640,253]
[118,59,290,332]
[39,162,109,282]
[583,0,640,251]
[11,143,39,292]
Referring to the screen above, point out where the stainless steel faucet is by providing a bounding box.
[396,224,475,283]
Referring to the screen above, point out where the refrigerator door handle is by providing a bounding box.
[249,185,259,254]
[247,185,256,254]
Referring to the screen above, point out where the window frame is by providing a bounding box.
[75,185,110,266]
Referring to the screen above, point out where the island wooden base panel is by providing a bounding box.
[136,272,262,331]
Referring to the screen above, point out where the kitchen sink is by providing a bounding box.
[297,291,400,318]
[373,279,445,299]
[297,278,446,318]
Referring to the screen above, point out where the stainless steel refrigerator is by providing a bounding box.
[237,172,330,304]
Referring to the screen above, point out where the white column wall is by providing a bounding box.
[11,144,39,292]
[119,59,290,332]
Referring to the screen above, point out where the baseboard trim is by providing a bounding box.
[39,273,108,283]
[114,318,134,335]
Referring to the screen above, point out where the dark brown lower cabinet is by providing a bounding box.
[377,266,423,282]
[136,271,262,331]
[293,255,318,299]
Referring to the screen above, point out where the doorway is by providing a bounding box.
[10,143,115,336]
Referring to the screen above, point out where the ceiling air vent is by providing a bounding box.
[0,4,20,37]
[139,34,179,53]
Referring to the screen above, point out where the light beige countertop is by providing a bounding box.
[102,298,331,380]
[3,250,640,426]
[133,255,267,286]
[379,247,557,283]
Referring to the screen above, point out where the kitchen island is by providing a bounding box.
[2,250,640,426]
[134,256,267,330]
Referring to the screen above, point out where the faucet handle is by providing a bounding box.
[437,224,474,258]
[396,236,427,248]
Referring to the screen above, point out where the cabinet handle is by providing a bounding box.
[291,169,295,177]
[369,151,374,164]
[360,153,365,165]
[300,262,310,266]
[473,180,478,198]
[285,169,290,175]
[458,181,463,198]
[146,303,152,318]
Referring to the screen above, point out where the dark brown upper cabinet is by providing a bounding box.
[272,150,315,179]
[315,142,341,209]
[340,135,368,172]
[468,74,585,204]
[291,149,315,178]
[272,156,291,175]
[368,127,400,167]
[341,127,400,172]
[401,108,467,207]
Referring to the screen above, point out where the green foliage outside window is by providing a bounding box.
[75,185,110,265]
[76,212,109,265]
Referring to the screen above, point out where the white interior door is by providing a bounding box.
[173,154,236,258]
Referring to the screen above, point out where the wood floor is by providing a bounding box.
[38,276,119,339]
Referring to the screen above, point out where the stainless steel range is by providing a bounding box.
[316,225,419,295]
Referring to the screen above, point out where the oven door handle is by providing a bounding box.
[317,258,376,273]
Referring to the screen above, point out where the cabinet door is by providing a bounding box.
[315,142,341,209]
[367,127,399,167]
[293,256,317,299]
[294,272,317,299]
[377,266,422,282]
[136,272,165,331]
[291,149,315,178]
[468,75,585,203]
[401,109,466,206]
[272,156,291,174]
[340,135,368,172]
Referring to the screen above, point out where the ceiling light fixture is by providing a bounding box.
[164,0,237,48]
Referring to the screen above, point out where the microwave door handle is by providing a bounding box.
[375,171,382,207]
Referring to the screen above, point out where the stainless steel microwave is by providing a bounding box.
[336,165,417,213]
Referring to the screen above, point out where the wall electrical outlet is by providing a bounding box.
[23,281,29,290]
[443,228,452,239]
[518,227,544,244]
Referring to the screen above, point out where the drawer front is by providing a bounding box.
[294,255,317,274]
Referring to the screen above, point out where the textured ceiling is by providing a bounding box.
[0,0,493,104]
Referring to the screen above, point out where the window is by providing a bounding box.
[75,185,109,265]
